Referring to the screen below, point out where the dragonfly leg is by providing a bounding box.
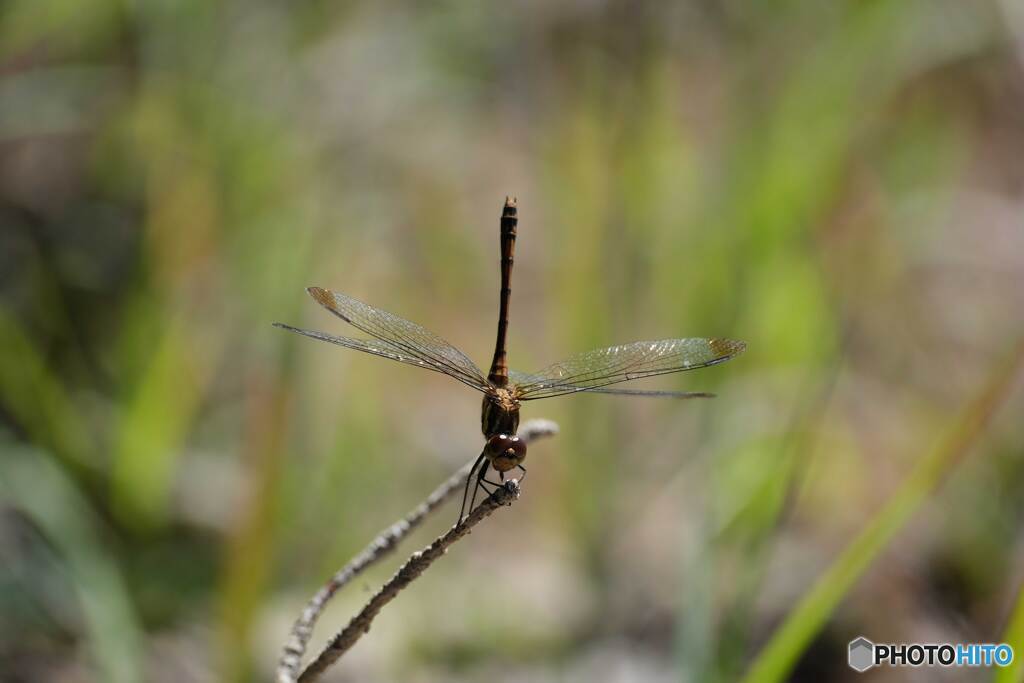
[516,463,527,482]
[465,458,500,523]
[480,464,521,507]
[465,459,491,520]
[476,461,517,503]
[477,477,513,508]
[458,451,488,526]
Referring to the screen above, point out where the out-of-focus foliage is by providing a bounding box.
[1,1,1023,681]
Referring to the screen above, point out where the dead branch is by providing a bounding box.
[298,479,520,682]
[276,418,558,683]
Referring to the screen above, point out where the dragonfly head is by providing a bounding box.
[484,433,526,473]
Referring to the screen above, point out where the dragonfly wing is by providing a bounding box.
[562,387,715,398]
[276,287,490,392]
[274,323,461,377]
[511,338,745,400]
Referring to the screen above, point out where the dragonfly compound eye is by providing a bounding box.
[484,434,527,472]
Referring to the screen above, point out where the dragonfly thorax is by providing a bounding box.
[481,388,520,440]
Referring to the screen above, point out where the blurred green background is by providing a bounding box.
[2,1,1024,681]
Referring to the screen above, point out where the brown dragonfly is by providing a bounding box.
[275,198,745,524]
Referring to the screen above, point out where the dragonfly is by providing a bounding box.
[274,198,746,524]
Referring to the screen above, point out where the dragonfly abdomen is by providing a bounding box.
[487,197,517,387]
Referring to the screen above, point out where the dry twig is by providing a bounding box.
[276,418,558,683]
[299,479,519,681]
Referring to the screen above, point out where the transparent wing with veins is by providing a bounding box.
[510,338,746,400]
[274,287,491,393]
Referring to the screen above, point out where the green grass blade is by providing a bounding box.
[1,439,143,683]
[993,582,1024,683]
[742,339,1024,683]
[0,307,96,473]
[111,310,221,530]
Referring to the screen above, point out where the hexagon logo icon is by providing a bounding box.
[848,636,875,672]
